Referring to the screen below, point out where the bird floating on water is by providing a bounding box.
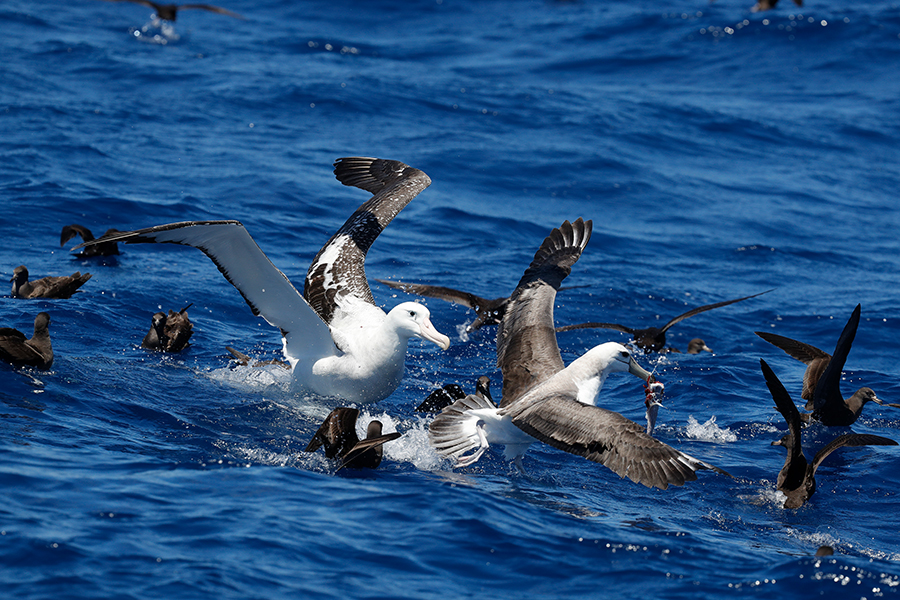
[555,289,771,353]
[760,358,896,509]
[756,304,891,426]
[10,265,91,299]
[429,218,728,489]
[61,225,121,258]
[0,312,53,369]
[304,407,401,471]
[142,304,194,352]
[77,157,450,404]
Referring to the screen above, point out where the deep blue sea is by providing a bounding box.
[3,0,900,597]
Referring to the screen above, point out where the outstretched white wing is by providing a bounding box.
[76,220,337,364]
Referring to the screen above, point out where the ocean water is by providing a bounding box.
[3,0,900,597]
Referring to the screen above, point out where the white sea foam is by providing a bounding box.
[684,415,738,443]
[357,411,447,471]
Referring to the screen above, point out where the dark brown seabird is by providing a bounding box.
[61,225,120,257]
[760,358,896,509]
[416,375,494,413]
[76,158,450,404]
[377,280,589,332]
[377,279,508,332]
[304,407,401,470]
[11,265,91,299]
[141,304,193,352]
[99,0,244,21]
[429,219,729,489]
[555,290,771,353]
[0,312,53,369]
[756,304,889,426]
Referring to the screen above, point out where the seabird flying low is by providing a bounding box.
[10,265,91,299]
[77,157,450,404]
[756,304,889,426]
[99,0,244,22]
[304,407,401,470]
[760,358,896,509]
[0,312,53,369]
[377,279,509,332]
[429,219,728,489]
[556,290,771,353]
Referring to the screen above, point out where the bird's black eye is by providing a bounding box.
[409,310,416,318]
[620,351,629,358]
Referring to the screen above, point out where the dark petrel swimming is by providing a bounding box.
[10,265,91,299]
[756,304,889,426]
[0,312,53,369]
[304,407,401,470]
[61,224,120,257]
[760,358,896,509]
[141,304,194,352]
[555,289,771,353]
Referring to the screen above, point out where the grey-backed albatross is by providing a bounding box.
[756,304,890,426]
[76,157,450,404]
[760,358,896,509]
[429,218,729,489]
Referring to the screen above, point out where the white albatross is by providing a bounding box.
[75,157,450,403]
[429,218,729,489]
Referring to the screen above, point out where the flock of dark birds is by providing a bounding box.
[2,154,896,512]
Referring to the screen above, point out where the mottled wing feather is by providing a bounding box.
[304,157,432,324]
[497,218,592,407]
[506,394,719,490]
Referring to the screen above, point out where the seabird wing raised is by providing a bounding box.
[810,304,860,414]
[75,220,336,363]
[755,330,831,402]
[809,433,898,475]
[658,289,772,333]
[497,218,592,407]
[305,157,432,325]
[504,393,726,490]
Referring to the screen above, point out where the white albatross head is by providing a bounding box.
[571,342,656,405]
[387,302,451,350]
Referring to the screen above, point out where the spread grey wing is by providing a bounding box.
[505,394,725,490]
[497,218,591,407]
[305,157,432,324]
